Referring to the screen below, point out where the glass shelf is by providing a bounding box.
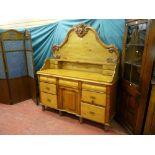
[126,44,144,47]
[124,61,141,68]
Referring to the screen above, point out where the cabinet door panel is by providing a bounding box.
[119,83,139,132]
[151,114,155,134]
[62,89,77,113]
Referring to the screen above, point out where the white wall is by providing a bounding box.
[0,19,59,29]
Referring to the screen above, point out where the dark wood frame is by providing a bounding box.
[0,30,37,104]
[117,19,155,134]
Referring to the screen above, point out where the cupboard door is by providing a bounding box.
[150,114,155,134]
[118,82,139,132]
[62,89,77,113]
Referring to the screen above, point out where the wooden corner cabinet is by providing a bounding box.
[117,19,155,134]
[37,24,120,128]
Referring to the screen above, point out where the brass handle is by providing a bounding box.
[46,87,50,90]
[90,96,96,100]
[89,111,95,115]
[47,98,51,102]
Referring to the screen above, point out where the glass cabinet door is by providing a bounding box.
[123,22,147,85]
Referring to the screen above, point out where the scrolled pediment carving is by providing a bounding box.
[74,23,89,38]
[106,57,117,64]
[108,46,118,53]
[52,45,61,59]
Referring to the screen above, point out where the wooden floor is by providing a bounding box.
[0,100,128,135]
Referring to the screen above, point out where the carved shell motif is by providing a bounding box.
[74,23,89,38]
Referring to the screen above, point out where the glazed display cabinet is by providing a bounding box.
[117,19,155,134]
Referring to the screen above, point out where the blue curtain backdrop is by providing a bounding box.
[0,19,125,71]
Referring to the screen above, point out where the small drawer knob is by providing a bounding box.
[47,98,51,102]
[90,96,96,100]
[89,111,95,115]
[46,87,50,90]
[130,83,132,86]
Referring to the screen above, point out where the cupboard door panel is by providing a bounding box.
[151,114,155,134]
[62,89,77,113]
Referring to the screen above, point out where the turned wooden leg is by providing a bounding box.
[59,110,63,116]
[104,124,110,131]
[79,117,83,124]
[42,105,46,111]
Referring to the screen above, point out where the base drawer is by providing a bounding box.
[40,82,57,94]
[82,90,106,106]
[81,102,105,124]
[40,92,57,109]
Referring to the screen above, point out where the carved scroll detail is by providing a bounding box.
[107,46,119,63]
[74,23,89,38]
[52,45,61,59]
[106,58,117,63]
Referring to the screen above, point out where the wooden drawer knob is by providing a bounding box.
[89,111,95,115]
[47,98,51,102]
[46,87,50,90]
[92,100,95,104]
[90,96,96,99]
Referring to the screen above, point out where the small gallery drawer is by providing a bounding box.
[40,82,57,94]
[40,76,56,84]
[82,90,106,106]
[81,102,105,124]
[59,79,78,88]
[40,92,57,109]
